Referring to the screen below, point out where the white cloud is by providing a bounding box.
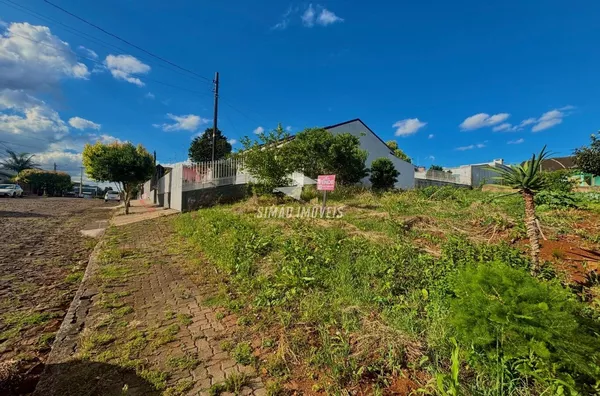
[508,138,524,145]
[154,113,209,132]
[253,126,265,135]
[460,113,510,130]
[78,45,98,59]
[456,143,486,151]
[428,134,434,139]
[300,4,343,28]
[520,118,536,126]
[272,6,296,30]
[0,22,89,92]
[286,126,292,132]
[531,109,564,132]
[427,155,435,161]
[492,123,514,132]
[301,4,316,27]
[68,116,100,130]
[145,92,155,99]
[317,9,344,26]
[392,118,427,137]
[227,139,237,145]
[104,54,150,87]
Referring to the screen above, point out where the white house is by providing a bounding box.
[322,119,415,189]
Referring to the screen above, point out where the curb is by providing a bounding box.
[33,229,107,394]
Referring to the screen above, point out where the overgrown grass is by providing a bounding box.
[175,187,600,394]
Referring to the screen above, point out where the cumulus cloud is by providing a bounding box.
[78,45,98,59]
[428,134,434,139]
[460,113,510,130]
[392,118,427,137]
[227,139,237,145]
[104,54,150,87]
[153,113,209,132]
[507,138,525,145]
[301,4,317,27]
[298,4,343,28]
[253,126,265,135]
[0,22,89,92]
[68,116,100,130]
[286,126,292,132]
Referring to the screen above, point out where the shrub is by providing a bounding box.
[369,158,399,191]
[535,190,579,209]
[17,169,72,196]
[450,261,600,393]
[540,170,576,192]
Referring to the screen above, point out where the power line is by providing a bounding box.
[0,0,212,86]
[43,0,212,83]
[5,30,214,97]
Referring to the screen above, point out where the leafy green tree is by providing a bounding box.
[286,128,368,185]
[240,124,292,193]
[540,169,575,192]
[574,133,600,177]
[17,169,72,196]
[450,261,599,394]
[369,157,399,190]
[429,165,444,171]
[494,146,549,275]
[83,142,154,214]
[188,128,232,163]
[385,140,412,163]
[0,149,39,173]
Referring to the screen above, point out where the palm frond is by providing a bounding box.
[492,146,549,192]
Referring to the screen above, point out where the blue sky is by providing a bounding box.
[1,0,599,179]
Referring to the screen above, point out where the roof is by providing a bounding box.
[521,156,577,171]
[323,118,392,150]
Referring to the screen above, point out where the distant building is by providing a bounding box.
[444,159,505,187]
[535,156,600,187]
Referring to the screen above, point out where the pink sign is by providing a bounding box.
[317,175,336,191]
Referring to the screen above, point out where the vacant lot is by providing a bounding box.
[0,198,115,393]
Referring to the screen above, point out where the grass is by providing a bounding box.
[166,354,200,370]
[174,187,600,394]
[209,373,250,396]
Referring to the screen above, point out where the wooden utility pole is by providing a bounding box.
[212,72,219,163]
[153,150,157,204]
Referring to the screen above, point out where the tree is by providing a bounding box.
[83,142,154,214]
[188,128,232,163]
[0,150,39,173]
[574,133,600,177]
[369,158,399,190]
[429,165,444,171]
[286,128,369,185]
[240,124,292,194]
[385,140,411,163]
[17,169,72,196]
[493,146,550,275]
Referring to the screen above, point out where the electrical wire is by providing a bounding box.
[0,0,212,86]
[43,0,213,83]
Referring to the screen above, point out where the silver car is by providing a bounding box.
[104,191,121,202]
[0,184,23,197]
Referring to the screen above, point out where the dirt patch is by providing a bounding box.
[0,197,115,394]
[538,238,600,284]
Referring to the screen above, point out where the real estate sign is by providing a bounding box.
[317,175,336,191]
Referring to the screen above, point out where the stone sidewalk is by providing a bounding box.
[35,216,265,395]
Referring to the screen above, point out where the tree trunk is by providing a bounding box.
[523,191,541,276]
[124,183,131,215]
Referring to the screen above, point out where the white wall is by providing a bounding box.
[326,120,415,189]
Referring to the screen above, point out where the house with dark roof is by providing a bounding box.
[321,119,414,189]
[525,156,599,187]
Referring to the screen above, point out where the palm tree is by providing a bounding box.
[494,146,549,275]
[0,150,40,173]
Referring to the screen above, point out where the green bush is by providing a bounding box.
[535,190,579,209]
[450,261,600,394]
[369,157,399,191]
[540,170,576,192]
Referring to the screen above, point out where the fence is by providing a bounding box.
[181,157,248,191]
[414,169,462,184]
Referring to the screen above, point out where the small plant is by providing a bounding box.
[237,315,251,326]
[551,248,565,260]
[209,373,250,395]
[435,338,461,396]
[220,340,233,351]
[177,313,193,326]
[167,354,200,370]
[232,342,254,365]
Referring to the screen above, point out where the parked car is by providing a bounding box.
[0,184,23,197]
[104,191,121,202]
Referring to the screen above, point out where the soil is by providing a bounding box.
[0,197,115,394]
[538,238,600,284]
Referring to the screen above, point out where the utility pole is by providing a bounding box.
[153,150,157,204]
[212,71,219,163]
[53,162,57,172]
[79,166,83,197]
